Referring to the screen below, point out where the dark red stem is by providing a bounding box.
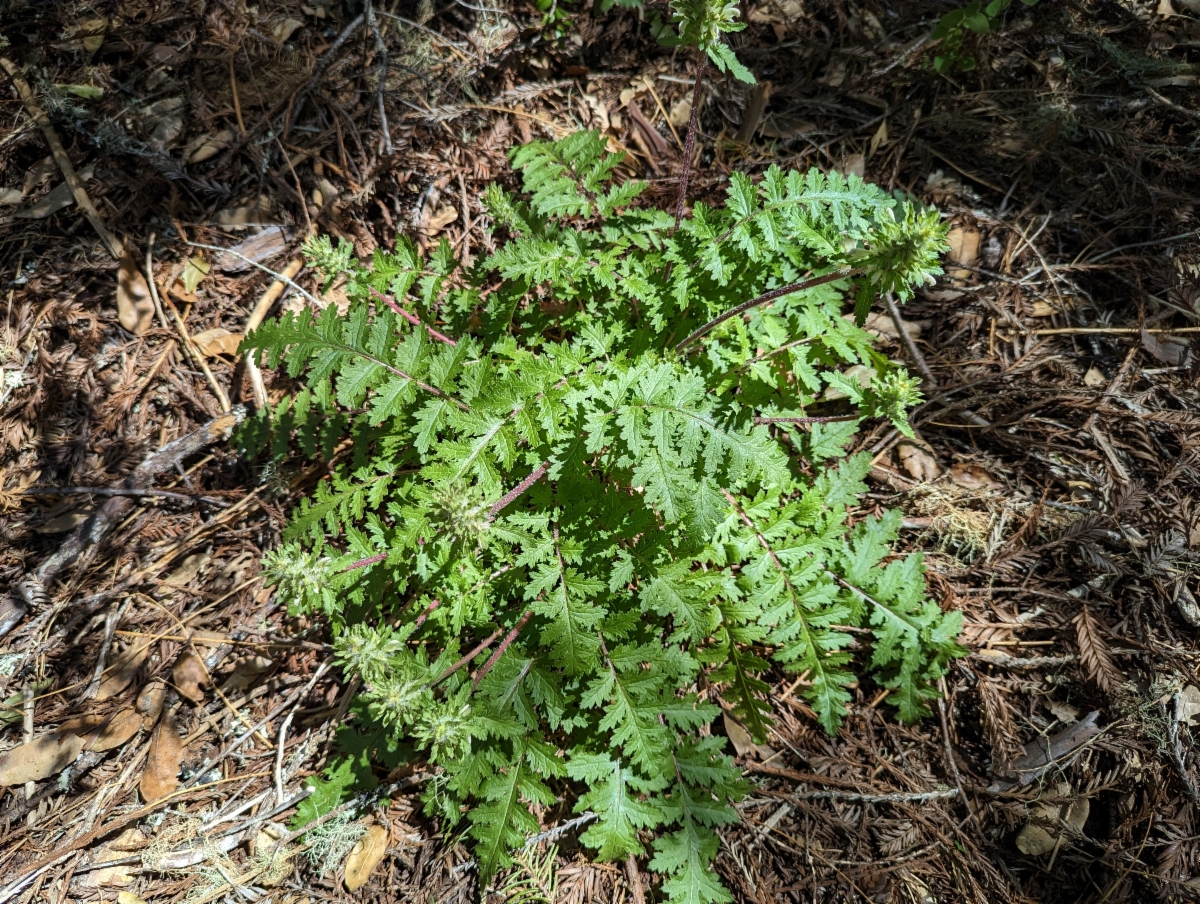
[487,459,551,522]
[413,598,439,629]
[753,414,861,425]
[370,287,457,346]
[344,551,387,572]
[432,626,502,686]
[472,609,533,690]
[672,52,708,235]
[675,267,864,355]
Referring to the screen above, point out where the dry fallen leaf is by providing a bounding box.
[1083,366,1106,387]
[36,508,91,534]
[668,97,691,129]
[93,708,144,752]
[118,892,148,904]
[1015,782,1089,856]
[344,824,390,891]
[136,680,167,729]
[117,244,155,335]
[14,168,94,220]
[219,655,276,694]
[897,437,941,483]
[215,224,291,273]
[1031,301,1057,317]
[273,17,305,41]
[426,205,459,235]
[171,651,210,704]
[723,712,756,757]
[841,152,865,179]
[0,716,104,786]
[867,119,889,158]
[140,709,183,801]
[1176,685,1200,725]
[192,328,243,358]
[945,225,981,280]
[855,311,922,344]
[24,156,57,194]
[185,129,236,164]
[180,255,210,294]
[163,551,210,586]
[949,462,1003,491]
[1141,326,1193,367]
[97,642,151,701]
[215,203,278,230]
[1047,700,1080,724]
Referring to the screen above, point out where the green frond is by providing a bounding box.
[252,123,962,903]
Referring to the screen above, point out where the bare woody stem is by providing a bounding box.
[472,609,533,690]
[675,267,864,355]
[672,52,708,235]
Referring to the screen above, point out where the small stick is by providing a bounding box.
[146,235,170,332]
[457,172,472,268]
[0,58,122,260]
[229,57,246,135]
[626,853,646,904]
[162,292,232,414]
[245,253,305,410]
[25,486,229,507]
[365,1,394,156]
[274,686,305,805]
[82,596,133,699]
[21,683,34,801]
[1032,326,1200,336]
[185,241,321,306]
[883,291,937,389]
[767,787,959,804]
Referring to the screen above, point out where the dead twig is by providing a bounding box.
[0,58,122,260]
[365,1,394,156]
[24,486,229,507]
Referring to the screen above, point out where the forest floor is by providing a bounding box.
[1,0,1199,902]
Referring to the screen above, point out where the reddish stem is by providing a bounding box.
[432,626,502,686]
[370,287,457,346]
[344,551,387,572]
[413,598,439,629]
[672,52,708,235]
[753,415,861,425]
[675,267,863,355]
[472,609,533,690]
[487,459,551,522]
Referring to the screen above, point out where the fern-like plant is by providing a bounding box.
[243,8,961,900]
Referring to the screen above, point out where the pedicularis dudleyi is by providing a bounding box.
[244,2,963,899]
